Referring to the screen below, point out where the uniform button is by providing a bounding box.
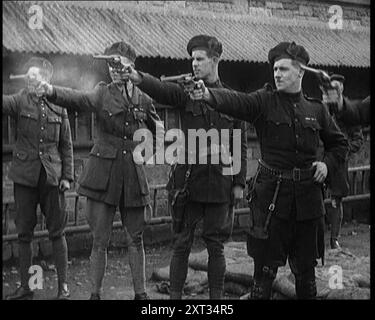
[124,136,127,140]
[125,122,129,126]
[296,134,299,138]
[109,112,112,116]
[42,114,46,118]
[41,126,45,130]
[27,114,31,117]
[295,150,299,154]
[123,150,127,154]
[295,118,298,122]
[40,139,43,143]
[39,151,42,155]
[294,104,297,108]
[210,123,214,126]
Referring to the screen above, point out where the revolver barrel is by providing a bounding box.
[160,73,193,82]
[93,54,119,60]
[300,65,330,81]
[9,74,28,80]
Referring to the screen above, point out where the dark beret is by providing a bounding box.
[268,41,310,66]
[104,41,137,63]
[23,56,53,78]
[329,74,345,83]
[187,35,223,57]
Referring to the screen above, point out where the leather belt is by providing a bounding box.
[258,159,315,182]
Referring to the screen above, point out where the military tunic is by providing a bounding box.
[3,90,74,243]
[3,90,74,186]
[138,73,248,204]
[48,82,163,208]
[208,85,348,221]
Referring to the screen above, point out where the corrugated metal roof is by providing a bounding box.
[2,1,370,67]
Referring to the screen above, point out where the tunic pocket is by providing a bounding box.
[19,111,38,136]
[301,118,321,149]
[264,113,292,148]
[78,144,117,191]
[133,107,148,122]
[47,115,62,142]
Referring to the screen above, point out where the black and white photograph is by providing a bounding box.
[2,0,371,305]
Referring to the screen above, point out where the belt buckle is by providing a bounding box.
[292,168,301,181]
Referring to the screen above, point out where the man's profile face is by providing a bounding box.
[108,55,133,84]
[273,58,302,92]
[191,50,216,81]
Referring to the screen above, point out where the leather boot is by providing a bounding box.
[134,292,149,300]
[330,199,343,249]
[128,244,147,298]
[169,291,183,300]
[89,293,101,300]
[89,247,107,296]
[56,282,70,300]
[295,278,317,299]
[250,266,277,300]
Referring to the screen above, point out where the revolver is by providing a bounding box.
[160,73,201,93]
[93,55,130,73]
[300,65,341,113]
[299,64,333,90]
[9,74,29,80]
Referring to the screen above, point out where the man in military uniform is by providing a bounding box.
[326,80,371,127]
[39,42,163,300]
[126,35,247,299]
[322,74,364,249]
[339,95,370,127]
[3,57,73,300]
[189,41,348,299]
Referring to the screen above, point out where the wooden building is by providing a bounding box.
[2,0,371,206]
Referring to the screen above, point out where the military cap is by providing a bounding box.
[104,41,137,63]
[268,41,310,66]
[329,74,345,83]
[23,56,53,79]
[187,35,223,57]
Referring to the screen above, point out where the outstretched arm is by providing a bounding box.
[126,67,188,108]
[2,93,20,117]
[190,81,265,123]
[37,81,105,113]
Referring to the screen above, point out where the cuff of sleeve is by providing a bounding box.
[62,175,74,183]
[322,155,335,176]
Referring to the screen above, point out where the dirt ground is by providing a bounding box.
[2,221,370,300]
